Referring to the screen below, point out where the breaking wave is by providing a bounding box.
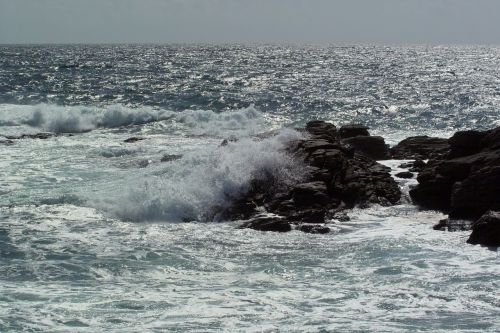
[0,103,264,136]
[91,129,308,222]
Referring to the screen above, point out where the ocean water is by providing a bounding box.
[0,45,499,332]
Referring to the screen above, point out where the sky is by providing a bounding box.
[1,0,500,44]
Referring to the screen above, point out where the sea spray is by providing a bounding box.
[0,103,264,136]
[91,128,309,222]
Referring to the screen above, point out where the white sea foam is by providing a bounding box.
[92,128,307,222]
[0,103,263,136]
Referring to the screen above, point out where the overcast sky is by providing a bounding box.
[1,0,500,44]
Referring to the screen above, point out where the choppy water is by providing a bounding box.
[0,45,499,332]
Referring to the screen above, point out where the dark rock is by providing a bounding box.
[433,218,472,232]
[220,137,238,146]
[395,171,414,179]
[239,215,292,232]
[339,124,370,138]
[449,165,500,219]
[329,211,350,222]
[410,125,500,221]
[6,133,55,140]
[409,173,454,211]
[292,182,329,206]
[305,121,338,139]
[398,162,414,168]
[160,154,182,162]
[410,159,427,172]
[340,158,401,206]
[297,224,330,234]
[124,137,145,143]
[398,160,427,172]
[391,136,450,159]
[448,130,485,158]
[467,211,500,247]
[285,208,326,223]
[342,136,391,160]
[217,120,401,234]
[482,126,500,150]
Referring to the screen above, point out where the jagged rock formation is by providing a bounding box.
[409,127,500,219]
[221,121,400,234]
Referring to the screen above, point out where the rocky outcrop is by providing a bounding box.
[219,121,401,233]
[391,136,450,159]
[467,211,500,247]
[410,127,500,219]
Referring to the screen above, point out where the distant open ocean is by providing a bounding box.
[1,45,499,332]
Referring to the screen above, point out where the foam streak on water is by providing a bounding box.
[1,45,499,332]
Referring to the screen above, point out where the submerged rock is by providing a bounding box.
[296,224,330,234]
[467,211,500,247]
[0,139,14,145]
[160,154,182,162]
[124,137,145,143]
[6,133,56,140]
[433,218,472,232]
[239,215,292,232]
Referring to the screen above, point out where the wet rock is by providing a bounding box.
[410,159,426,172]
[219,120,400,234]
[239,215,292,232]
[6,133,56,140]
[124,137,145,143]
[395,171,414,179]
[398,159,426,172]
[339,124,370,138]
[410,125,500,221]
[467,211,500,247]
[296,224,330,234]
[433,218,472,232]
[292,182,329,206]
[160,154,182,162]
[449,165,500,219]
[305,120,338,139]
[220,137,238,146]
[136,159,150,168]
[342,136,391,160]
[0,139,14,145]
[329,211,350,222]
[391,136,450,159]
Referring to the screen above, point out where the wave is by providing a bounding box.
[91,128,308,222]
[0,103,264,136]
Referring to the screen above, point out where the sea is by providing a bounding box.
[0,45,499,332]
